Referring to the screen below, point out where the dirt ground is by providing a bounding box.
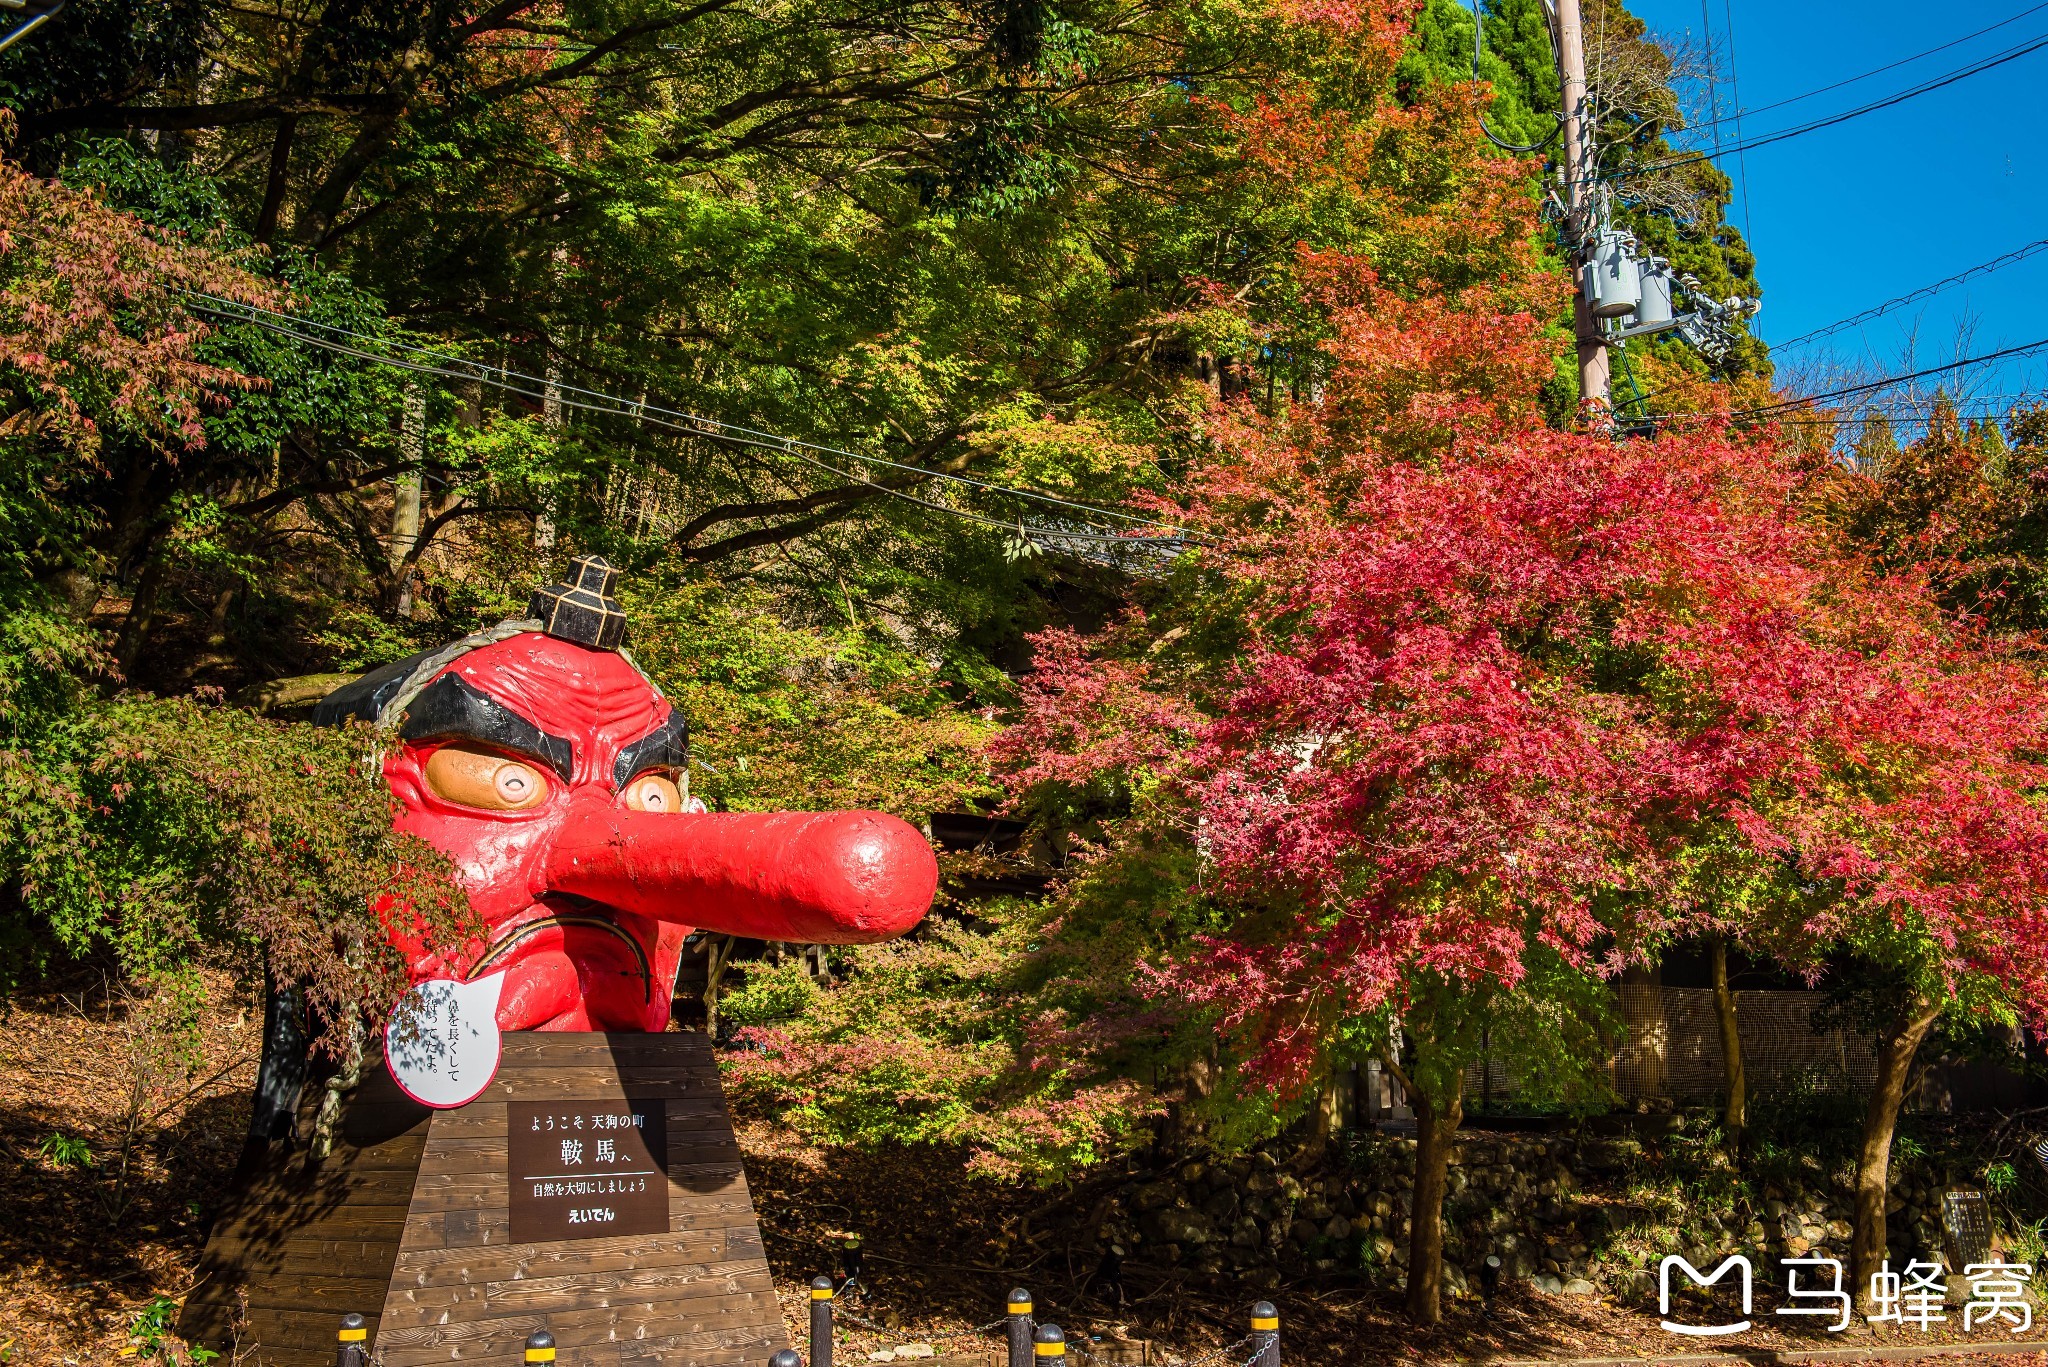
[1,974,2042,1366]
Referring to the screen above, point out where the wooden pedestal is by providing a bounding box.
[181,1032,788,1367]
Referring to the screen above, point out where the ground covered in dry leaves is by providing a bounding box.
[1,976,2042,1365]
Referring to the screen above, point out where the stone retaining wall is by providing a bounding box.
[1092,1130,1968,1304]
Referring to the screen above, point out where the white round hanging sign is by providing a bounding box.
[384,973,506,1109]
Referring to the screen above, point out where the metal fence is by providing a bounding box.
[319,1287,1285,1367]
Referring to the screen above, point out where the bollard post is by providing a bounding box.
[1006,1288,1034,1367]
[810,1275,836,1367]
[526,1330,556,1365]
[1033,1322,1065,1367]
[1250,1302,1279,1367]
[772,1350,805,1367]
[335,1312,368,1367]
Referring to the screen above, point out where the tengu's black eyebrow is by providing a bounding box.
[612,709,690,791]
[399,674,575,781]
[310,648,435,727]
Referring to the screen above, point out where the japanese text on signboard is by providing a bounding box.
[507,1100,669,1244]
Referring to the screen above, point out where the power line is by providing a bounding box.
[189,293,1171,529]
[1727,394,2048,421]
[1470,0,1560,154]
[1702,409,2046,432]
[1699,0,1727,167]
[1651,337,2048,423]
[1598,29,2048,186]
[1747,337,2048,416]
[1681,1,2048,138]
[213,305,1182,547]
[1719,0,1754,250]
[180,292,1188,541]
[1773,236,2048,351]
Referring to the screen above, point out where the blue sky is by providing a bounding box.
[1623,0,2048,421]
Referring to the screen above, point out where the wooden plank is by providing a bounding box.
[387,1228,734,1284]
[487,1261,773,1308]
[274,1243,430,1280]
[385,1257,764,1318]
[378,1269,775,1330]
[497,1033,717,1065]
[380,1293,783,1346]
[243,1273,407,1313]
[468,1069,723,1101]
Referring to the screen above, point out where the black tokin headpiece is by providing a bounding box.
[529,554,627,651]
[312,555,641,727]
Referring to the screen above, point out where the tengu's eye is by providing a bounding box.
[423,744,550,811]
[623,773,682,813]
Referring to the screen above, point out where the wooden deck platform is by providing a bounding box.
[180,1032,787,1367]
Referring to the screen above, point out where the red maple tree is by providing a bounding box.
[999,226,2048,1323]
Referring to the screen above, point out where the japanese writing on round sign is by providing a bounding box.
[507,1100,670,1245]
[1658,1255,2034,1337]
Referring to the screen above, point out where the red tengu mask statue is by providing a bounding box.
[314,555,938,1033]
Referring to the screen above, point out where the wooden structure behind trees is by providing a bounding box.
[181,1032,786,1367]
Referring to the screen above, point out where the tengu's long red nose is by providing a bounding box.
[541,802,938,943]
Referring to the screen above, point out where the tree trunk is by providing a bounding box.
[235,980,309,1183]
[113,547,169,683]
[1405,1077,1464,1324]
[235,672,363,714]
[1307,1068,1349,1157]
[1709,936,1745,1153]
[1172,1043,1219,1147]
[1849,993,1941,1311]
[390,381,426,617]
[701,934,736,1039]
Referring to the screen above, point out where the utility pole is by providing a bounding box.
[1553,0,1610,417]
[535,340,560,552]
[389,382,425,618]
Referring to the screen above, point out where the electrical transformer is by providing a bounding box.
[1634,257,1675,328]
[1586,231,1642,319]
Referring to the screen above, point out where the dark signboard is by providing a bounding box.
[1941,1189,1991,1270]
[508,1099,669,1244]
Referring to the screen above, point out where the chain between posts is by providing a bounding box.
[1165,1334,1255,1367]
[832,1305,1008,1340]
[1057,1331,1268,1367]
[328,1292,1269,1367]
[833,1288,1271,1367]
